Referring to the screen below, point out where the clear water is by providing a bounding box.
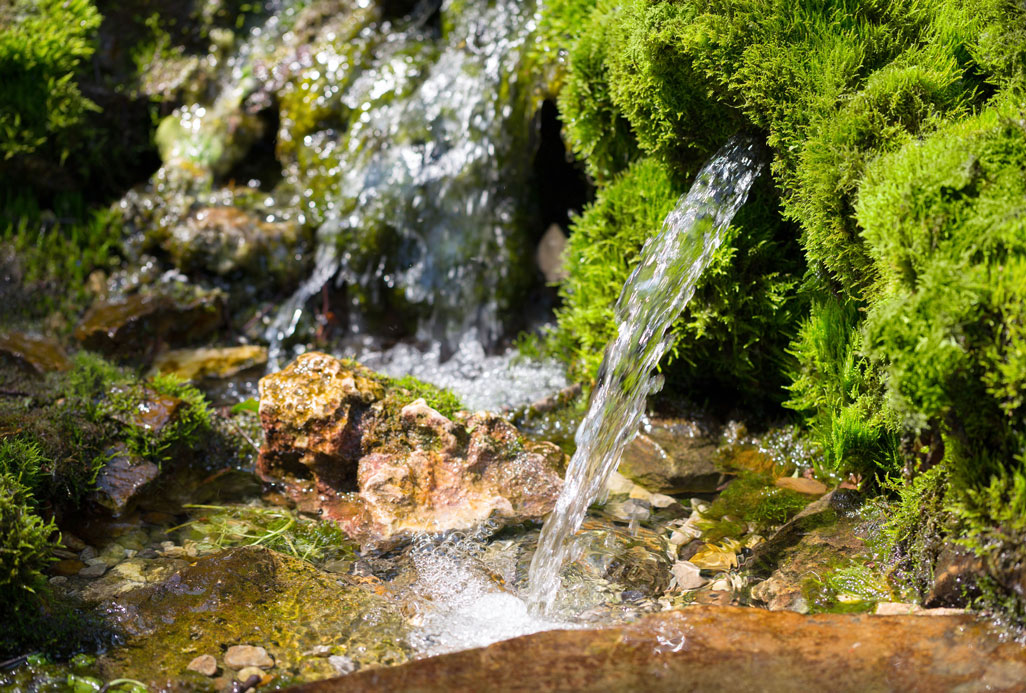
[526,136,765,613]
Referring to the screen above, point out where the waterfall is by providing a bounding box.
[526,136,765,614]
[264,0,539,367]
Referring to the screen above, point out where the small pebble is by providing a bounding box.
[224,645,274,669]
[328,655,356,675]
[236,666,265,683]
[79,546,98,562]
[78,563,107,578]
[186,654,218,677]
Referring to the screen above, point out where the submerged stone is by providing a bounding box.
[258,353,564,548]
[618,417,729,494]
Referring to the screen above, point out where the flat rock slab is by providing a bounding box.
[289,607,1026,693]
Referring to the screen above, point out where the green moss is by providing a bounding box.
[0,0,101,163]
[384,374,464,419]
[703,471,811,536]
[785,298,901,476]
[552,156,805,399]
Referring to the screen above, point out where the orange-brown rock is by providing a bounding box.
[0,332,71,373]
[289,606,1026,693]
[258,353,564,548]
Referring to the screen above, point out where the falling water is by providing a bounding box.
[526,136,765,614]
[265,0,540,367]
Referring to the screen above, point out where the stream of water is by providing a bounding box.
[526,136,765,614]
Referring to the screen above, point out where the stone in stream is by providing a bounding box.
[617,416,730,494]
[150,345,268,381]
[290,606,1026,693]
[162,206,309,285]
[74,290,224,356]
[257,353,564,548]
[91,445,161,516]
[224,645,275,670]
[186,654,218,677]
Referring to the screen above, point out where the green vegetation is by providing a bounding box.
[699,471,810,541]
[540,0,1026,619]
[174,503,357,564]
[385,374,465,419]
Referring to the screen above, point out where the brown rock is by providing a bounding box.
[925,545,982,608]
[92,445,161,515]
[258,354,564,548]
[164,206,307,284]
[290,607,1026,693]
[224,645,274,670]
[618,417,729,494]
[0,332,71,373]
[75,291,224,355]
[51,559,86,576]
[150,345,267,381]
[186,654,218,676]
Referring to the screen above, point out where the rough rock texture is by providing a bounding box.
[258,353,565,548]
[290,607,1026,693]
[618,417,728,494]
[91,445,161,516]
[75,291,224,355]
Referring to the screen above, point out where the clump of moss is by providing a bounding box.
[384,374,464,419]
[551,155,805,400]
[0,441,57,603]
[701,471,811,541]
[785,298,901,477]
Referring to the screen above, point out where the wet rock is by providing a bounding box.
[52,559,86,576]
[187,654,218,676]
[670,560,707,590]
[258,353,564,548]
[925,545,982,608]
[79,563,107,578]
[162,206,307,284]
[237,666,266,683]
[328,655,356,676]
[0,332,71,373]
[618,417,729,494]
[774,476,828,495]
[536,223,568,283]
[292,607,1026,693]
[97,547,410,689]
[151,345,268,381]
[74,291,224,355]
[91,446,161,516]
[225,645,274,670]
[572,518,672,598]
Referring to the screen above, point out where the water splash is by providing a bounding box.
[406,528,571,657]
[526,136,765,614]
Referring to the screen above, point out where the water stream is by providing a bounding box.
[527,136,765,614]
